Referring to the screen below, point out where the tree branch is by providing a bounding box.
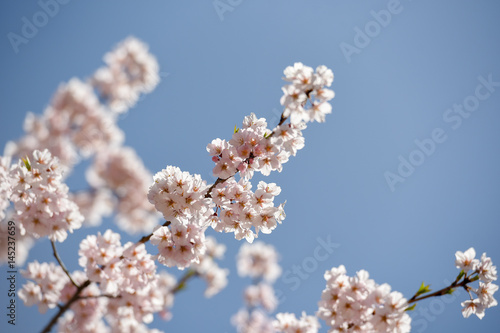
[408,276,472,304]
[172,269,199,294]
[51,240,79,288]
[40,280,91,333]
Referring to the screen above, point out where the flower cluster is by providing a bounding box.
[244,283,278,312]
[232,309,275,333]
[207,113,306,181]
[148,165,214,268]
[208,114,275,179]
[9,79,124,170]
[148,165,212,221]
[317,265,411,333]
[5,36,160,246]
[232,241,282,333]
[210,178,285,242]
[455,247,498,319]
[149,219,206,269]
[273,312,320,333]
[78,230,157,295]
[70,188,115,227]
[191,236,229,297]
[19,261,69,313]
[280,62,335,125]
[75,229,179,331]
[50,78,124,156]
[58,271,108,332]
[236,241,282,283]
[20,261,177,333]
[87,147,160,233]
[9,149,83,241]
[207,62,334,184]
[57,270,176,333]
[92,36,160,113]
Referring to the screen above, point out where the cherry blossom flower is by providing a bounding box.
[273,312,320,333]
[477,252,498,283]
[461,299,486,319]
[455,247,479,272]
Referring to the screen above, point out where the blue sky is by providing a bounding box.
[1,1,500,332]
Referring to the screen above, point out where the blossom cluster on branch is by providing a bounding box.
[9,149,83,242]
[455,248,498,319]
[0,35,497,333]
[232,241,282,333]
[316,266,411,332]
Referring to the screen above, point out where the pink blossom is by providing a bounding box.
[237,241,281,283]
[92,37,160,113]
[9,150,83,241]
[274,312,320,333]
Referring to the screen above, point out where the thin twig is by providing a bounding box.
[172,269,199,294]
[408,277,471,304]
[205,177,227,198]
[118,220,172,260]
[51,240,79,288]
[40,280,91,333]
[42,220,173,332]
[76,294,121,300]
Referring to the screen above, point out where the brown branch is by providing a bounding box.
[171,269,199,294]
[408,276,473,304]
[136,220,172,245]
[205,177,227,198]
[40,104,293,332]
[40,280,91,333]
[51,240,79,288]
[76,294,121,300]
[42,220,173,332]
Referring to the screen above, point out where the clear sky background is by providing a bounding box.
[1,1,500,332]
